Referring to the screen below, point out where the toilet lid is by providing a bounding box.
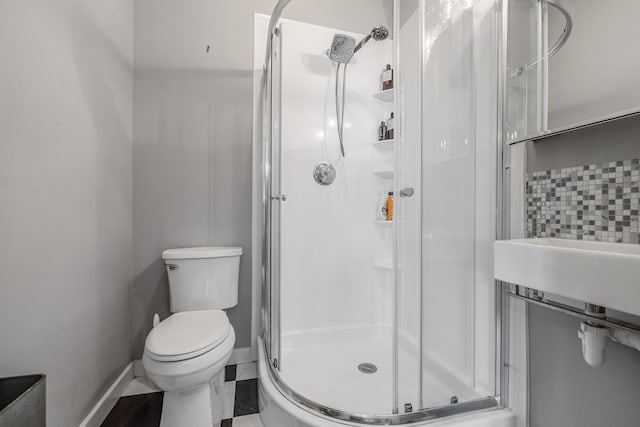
[145,310,231,362]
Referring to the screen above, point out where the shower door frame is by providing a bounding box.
[260,14,291,373]
[258,0,512,423]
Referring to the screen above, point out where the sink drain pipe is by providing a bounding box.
[578,304,640,367]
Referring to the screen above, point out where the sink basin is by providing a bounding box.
[0,375,45,427]
[494,238,640,317]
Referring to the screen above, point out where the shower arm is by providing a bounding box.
[353,34,372,54]
[508,0,572,79]
[355,26,389,54]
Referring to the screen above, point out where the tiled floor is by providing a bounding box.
[101,362,263,427]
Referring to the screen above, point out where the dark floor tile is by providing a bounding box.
[234,378,258,417]
[221,419,233,427]
[101,392,163,427]
[225,364,237,382]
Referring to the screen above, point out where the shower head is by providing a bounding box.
[354,25,389,53]
[328,34,356,63]
[327,25,389,63]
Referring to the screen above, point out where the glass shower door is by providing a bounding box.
[423,0,499,407]
[394,0,423,414]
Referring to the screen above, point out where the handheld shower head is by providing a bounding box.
[324,24,389,162]
[328,34,356,63]
[327,25,389,63]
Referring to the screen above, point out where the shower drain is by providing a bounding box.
[357,363,378,374]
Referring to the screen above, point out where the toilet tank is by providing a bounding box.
[162,247,242,312]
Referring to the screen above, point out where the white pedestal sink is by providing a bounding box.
[494,238,640,317]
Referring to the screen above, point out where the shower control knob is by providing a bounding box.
[313,162,337,186]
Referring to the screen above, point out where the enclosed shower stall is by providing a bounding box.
[253,0,511,425]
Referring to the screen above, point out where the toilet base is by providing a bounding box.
[159,371,224,427]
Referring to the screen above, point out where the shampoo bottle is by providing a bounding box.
[387,192,394,221]
[378,121,388,141]
[382,64,394,90]
[386,113,395,140]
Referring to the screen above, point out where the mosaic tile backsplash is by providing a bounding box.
[527,159,640,243]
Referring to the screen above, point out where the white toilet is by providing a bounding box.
[142,246,242,427]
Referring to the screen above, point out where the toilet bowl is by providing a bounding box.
[143,310,236,427]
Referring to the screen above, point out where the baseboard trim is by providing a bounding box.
[78,349,253,426]
[229,346,255,365]
[132,359,145,378]
[78,362,133,427]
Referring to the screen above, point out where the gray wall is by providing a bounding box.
[526,114,640,427]
[0,2,133,427]
[528,305,640,427]
[527,115,640,172]
[132,0,393,357]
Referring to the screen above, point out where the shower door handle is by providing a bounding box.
[399,187,415,198]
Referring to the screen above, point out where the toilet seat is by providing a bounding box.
[145,310,231,362]
[143,325,235,393]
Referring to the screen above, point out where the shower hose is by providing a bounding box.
[335,62,347,158]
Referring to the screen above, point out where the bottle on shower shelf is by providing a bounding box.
[387,192,394,221]
[376,191,388,221]
[382,64,394,90]
[378,121,387,141]
[386,113,395,140]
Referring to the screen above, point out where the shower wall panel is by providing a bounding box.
[277,20,393,335]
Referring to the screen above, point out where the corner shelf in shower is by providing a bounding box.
[370,84,395,285]
[372,139,395,149]
[372,169,394,179]
[373,89,395,103]
[372,259,393,270]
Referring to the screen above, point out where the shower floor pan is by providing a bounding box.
[258,334,514,427]
[274,324,479,415]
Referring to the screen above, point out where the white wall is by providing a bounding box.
[0,1,133,426]
[132,0,393,358]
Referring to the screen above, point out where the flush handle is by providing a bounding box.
[167,264,179,271]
